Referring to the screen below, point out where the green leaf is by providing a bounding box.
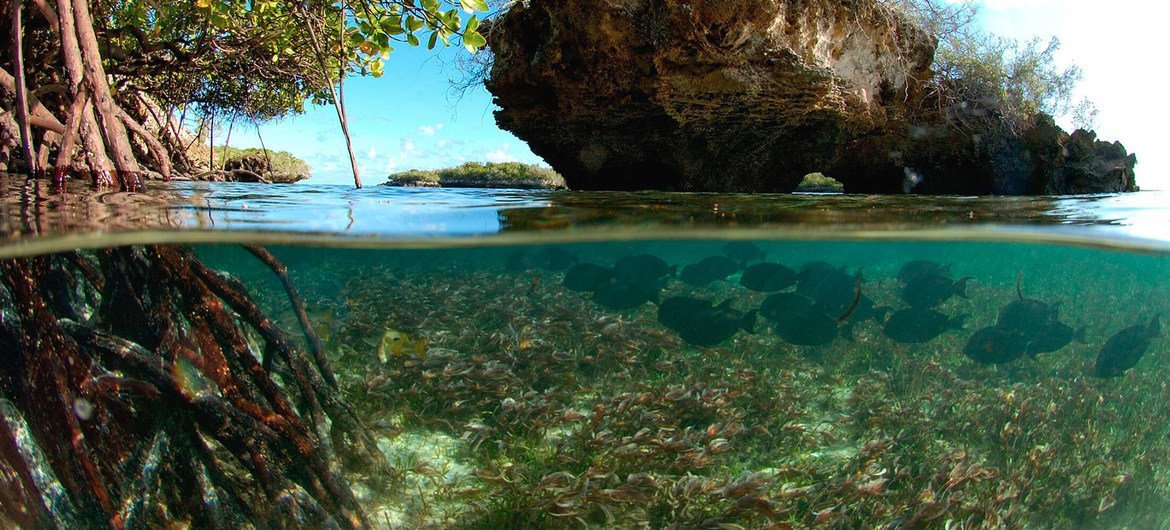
[406,15,425,32]
[463,31,486,53]
[407,33,420,47]
[465,15,479,33]
[380,16,402,34]
[427,31,438,50]
[460,0,489,13]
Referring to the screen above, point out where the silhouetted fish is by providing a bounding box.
[658,297,756,347]
[592,275,661,310]
[1095,315,1161,377]
[563,263,612,292]
[996,298,1057,335]
[773,311,840,346]
[795,262,857,311]
[740,263,798,293]
[759,292,817,322]
[614,254,675,282]
[1025,320,1086,356]
[897,261,950,284]
[901,272,971,309]
[964,326,1028,365]
[722,242,767,264]
[882,308,965,343]
[996,271,1057,334]
[679,256,739,287]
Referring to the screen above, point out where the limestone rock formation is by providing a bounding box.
[487,0,936,192]
[487,0,1137,194]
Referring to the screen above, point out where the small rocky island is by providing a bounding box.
[486,0,1136,194]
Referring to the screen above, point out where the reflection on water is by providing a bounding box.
[4,175,1170,259]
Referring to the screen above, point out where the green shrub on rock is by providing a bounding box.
[386,162,567,189]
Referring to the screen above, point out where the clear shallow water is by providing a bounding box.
[4,177,1170,258]
[2,177,1170,528]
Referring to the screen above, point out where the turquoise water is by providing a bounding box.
[2,180,1170,528]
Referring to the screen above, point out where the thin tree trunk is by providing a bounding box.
[208,114,215,174]
[10,0,38,177]
[256,122,273,174]
[53,88,88,190]
[299,3,361,188]
[55,0,114,187]
[221,113,236,171]
[68,0,140,179]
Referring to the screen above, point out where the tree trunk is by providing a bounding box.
[10,0,38,176]
[68,0,140,180]
[55,0,115,187]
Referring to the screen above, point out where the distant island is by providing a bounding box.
[385,162,568,189]
[385,163,844,192]
[795,173,845,193]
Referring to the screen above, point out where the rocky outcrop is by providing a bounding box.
[487,0,1137,194]
[487,0,936,192]
[221,150,311,184]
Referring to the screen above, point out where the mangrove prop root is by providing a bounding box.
[242,244,336,388]
[0,245,373,528]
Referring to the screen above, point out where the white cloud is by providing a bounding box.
[485,143,517,163]
[366,147,377,159]
[417,123,445,136]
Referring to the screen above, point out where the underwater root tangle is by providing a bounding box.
[0,244,377,528]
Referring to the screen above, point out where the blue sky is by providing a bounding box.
[234,1,1165,190]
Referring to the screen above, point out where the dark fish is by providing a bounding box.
[740,263,798,293]
[722,242,767,264]
[562,263,612,292]
[657,297,756,347]
[900,273,971,309]
[1025,320,1086,356]
[773,311,840,346]
[847,294,891,324]
[795,262,857,312]
[679,256,739,287]
[996,299,1057,335]
[759,292,817,322]
[537,247,578,271]
[592,275,661,310]
[964,326,1028,365]
[613,254,675,282]
[882,308,965,343]
[1095,315,1161,377]
[996,270,1057,334]
[897,261,950,284]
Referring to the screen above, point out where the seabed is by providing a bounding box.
[216,243,1170,529]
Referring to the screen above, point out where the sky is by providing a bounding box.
[236,1,1166,191]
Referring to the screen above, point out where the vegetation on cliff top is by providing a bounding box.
[888,0,1095,133]
[385,161,567,189]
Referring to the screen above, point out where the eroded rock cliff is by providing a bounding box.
[487,0,935,192]
[487,0,1136,194]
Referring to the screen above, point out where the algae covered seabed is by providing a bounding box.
[201,239,1170,529]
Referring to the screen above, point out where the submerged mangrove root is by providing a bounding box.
[0,245,373,528]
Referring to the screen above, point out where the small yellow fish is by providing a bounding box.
[309,307,335,344]
[375,329,428,363]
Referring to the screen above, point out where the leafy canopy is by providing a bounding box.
[104,0,490,121]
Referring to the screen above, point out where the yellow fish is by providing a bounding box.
[309,307,335,344]
[374,329,428,363]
